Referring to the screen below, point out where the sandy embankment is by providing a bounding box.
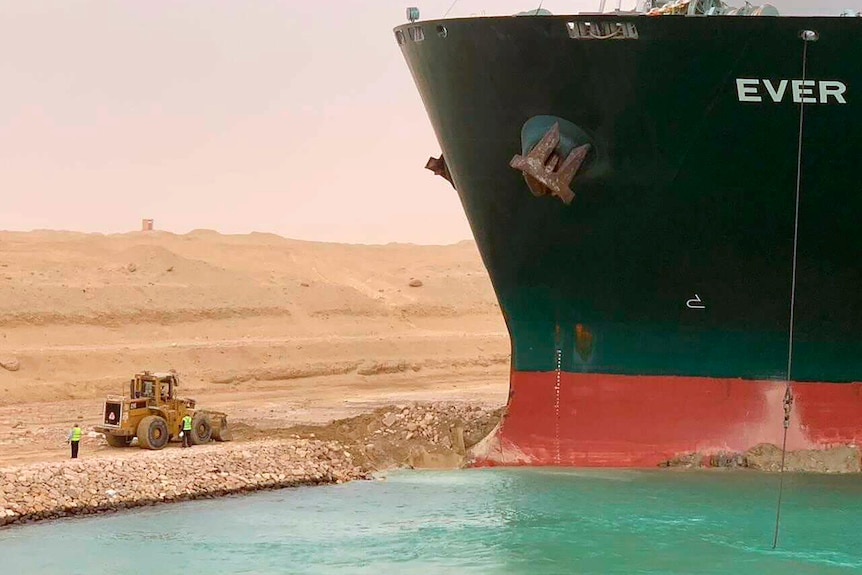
[0,230,511,526]
[0,230,509,465]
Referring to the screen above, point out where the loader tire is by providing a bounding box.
[190,414,212,445]
[138,415,169,450]
[105,434,133,448]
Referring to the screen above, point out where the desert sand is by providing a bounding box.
[0,230,510,467]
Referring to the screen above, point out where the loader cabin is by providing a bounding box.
[129,372,190,408]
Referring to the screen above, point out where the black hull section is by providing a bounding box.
[398,15,862,383]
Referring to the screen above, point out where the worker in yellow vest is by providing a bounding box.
[181,414,193,448]
[66,423,82,459]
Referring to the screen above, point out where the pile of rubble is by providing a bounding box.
[661,443,861,473]
[287,402,503,470]
[0,438,368,527]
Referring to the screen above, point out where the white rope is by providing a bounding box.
[443,0,460,17]
[786,39,810,384]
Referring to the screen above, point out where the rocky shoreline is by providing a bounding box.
[0,402,503,529]
[0,438,368,528]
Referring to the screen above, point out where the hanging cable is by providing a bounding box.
[534,1,545,15]
[771,28,818,551]
[771,386,794,549]
[443,0,460,17]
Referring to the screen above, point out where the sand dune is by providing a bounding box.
[0,231,499,324]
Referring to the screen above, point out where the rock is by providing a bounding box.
[126,263,137,273]
[0,357,20,372]
[708,451,744,468]
[452,425,466,454]
[408,279,423,287]
[381,413,397,428]
[743,443,784,471]
[660,452,701,468]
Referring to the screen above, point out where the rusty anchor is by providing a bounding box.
[509,122,591,205]
[425,154,454,188]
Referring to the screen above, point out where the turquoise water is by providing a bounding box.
[2,468,861,574]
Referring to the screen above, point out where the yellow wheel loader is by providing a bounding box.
[94,371,231,449]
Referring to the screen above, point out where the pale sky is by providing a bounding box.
[0,0,845,243]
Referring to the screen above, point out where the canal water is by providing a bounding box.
[1,468,860,574]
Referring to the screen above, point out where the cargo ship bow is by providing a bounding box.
[395,2,862,467]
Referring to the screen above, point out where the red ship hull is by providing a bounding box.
[474,372,862,467]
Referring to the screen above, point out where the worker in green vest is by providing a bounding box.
[66,423,82,459]
[181,414,193,448]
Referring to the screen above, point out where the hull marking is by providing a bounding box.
[686,294,706,309]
